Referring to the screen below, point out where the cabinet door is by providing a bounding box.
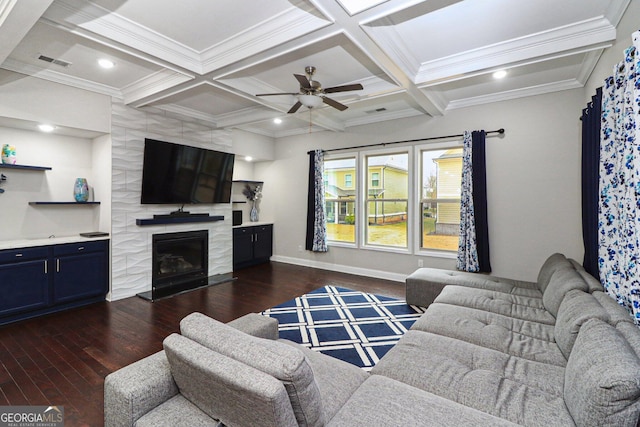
[53,252,107,304]
[0,259,49,316]
[253,225,273,261]
[233,227,254,268]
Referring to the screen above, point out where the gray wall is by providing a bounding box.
[256,88,585,282]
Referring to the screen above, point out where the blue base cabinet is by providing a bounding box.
[0,240,109,325]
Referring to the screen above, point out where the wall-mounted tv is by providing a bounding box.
[140,138,235,204]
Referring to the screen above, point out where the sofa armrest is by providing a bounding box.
[228,313,279,339]
[104,350,179,427]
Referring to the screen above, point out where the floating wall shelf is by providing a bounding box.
[29,201,101,205]
[0,163,51,171]
[136,215,224,226]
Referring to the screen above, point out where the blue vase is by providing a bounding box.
[250,201,259,222]
[74,178,89,202]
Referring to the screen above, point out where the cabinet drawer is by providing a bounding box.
[0,247,49,264]
[233,227,251,236]
[53,240,107,256]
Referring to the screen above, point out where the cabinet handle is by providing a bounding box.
[15,253,23,257]
[255,234,259,242]
[44,260,47,274]
[78,246,85,251]
[56,259,60,273]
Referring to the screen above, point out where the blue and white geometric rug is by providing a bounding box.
[261,286,425,371]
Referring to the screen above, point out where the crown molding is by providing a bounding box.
[200,7,331,74]
[361,18,420,80]
[44,0,203,73]
[445,79,583,111]
[121,70,194,104]
[415,17,616,84]
[1,58,123,98]
[604,0,631,27]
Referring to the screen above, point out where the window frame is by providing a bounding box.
[322,141,462,259]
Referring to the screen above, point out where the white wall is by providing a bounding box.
[0,127,103,240]
[257,88,585,282]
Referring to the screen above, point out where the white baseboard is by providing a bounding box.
[270,255,407,283]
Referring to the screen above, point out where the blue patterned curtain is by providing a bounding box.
[599,30,640,323]
[457,131,491,272]
[305,149,328,252]
[457,131,479,271]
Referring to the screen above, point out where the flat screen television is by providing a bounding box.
[140,138,235,204]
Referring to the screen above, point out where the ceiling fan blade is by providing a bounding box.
[288,101,303,114]
[294,74,311,90]
[256,93,298,96]
[322,96,348,111]
[323,83,363,94]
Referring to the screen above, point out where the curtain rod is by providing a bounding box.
[308,128,505,154]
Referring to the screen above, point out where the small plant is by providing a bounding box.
[243,183,262,201]
[344,214,355,224]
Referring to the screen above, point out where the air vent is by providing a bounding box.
[37,54,72,68]
[365,107,387,114]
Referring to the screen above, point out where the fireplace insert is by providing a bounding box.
[150,230,208,299]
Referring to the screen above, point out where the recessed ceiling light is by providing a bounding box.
[245,156,253,162]
[273,118,282,124]
[38,124,56,132]
[98,58,115,69]
[492,69,508,79]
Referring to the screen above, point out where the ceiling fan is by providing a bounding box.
[256,66,363,114]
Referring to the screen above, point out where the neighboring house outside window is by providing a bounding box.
[324,157,357,244]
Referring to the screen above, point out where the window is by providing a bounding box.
[420,148,462,251]
[365,153,408,248]
[371,172,380,187]
[322,144,461,255]
[324,157,356,244]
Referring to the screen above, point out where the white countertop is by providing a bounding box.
[232,221,273,228]
[0,234,110,251]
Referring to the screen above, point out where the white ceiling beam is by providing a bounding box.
[307,0,459,116]
[0,0,54,65]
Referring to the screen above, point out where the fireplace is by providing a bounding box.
[147,230,209,300]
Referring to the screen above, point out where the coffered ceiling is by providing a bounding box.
[0,0,630,137]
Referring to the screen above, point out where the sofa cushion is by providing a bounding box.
[134,394,218,427]
[593,291,634,325]
[542,266,589,317]
[163,333,298,427]
[564,318,640,427]
[372,330,573,425]
[433,286,556,324]
[537,253,572,293]
[280,339,368,421]
[405,268,540,307]
[554,289,609,359]
[180,312,324,427]
[569,259,604,293]
[411,303,566,366]
[327,375,519,427]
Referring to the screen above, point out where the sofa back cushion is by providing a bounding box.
[537,253,571,293]
[163,333,298,427]
[564,318,640,426]
[569,259,604,293]
[593,291,634,325]
[180,312,325,427]
[542,266,589,317]
[555,289,609,358]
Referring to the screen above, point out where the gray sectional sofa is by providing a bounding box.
[104,253,640,426]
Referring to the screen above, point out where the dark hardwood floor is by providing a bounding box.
[0,262,405,426]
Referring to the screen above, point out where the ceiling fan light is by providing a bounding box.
[298,94,323,109]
